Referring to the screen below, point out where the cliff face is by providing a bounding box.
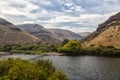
[83,12,120,49]
[0,18,41,45]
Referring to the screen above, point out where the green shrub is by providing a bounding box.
[12,45,34,50]
[81,47,120,56]
[0,59,69,80]
[57,47,72,53]
[57,40,82,54]
[0,45,12,52]
[10,44,60,54]
[61,39,69,46]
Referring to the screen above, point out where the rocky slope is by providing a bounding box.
[49,29,83,41]
[17,24,61,43]
[83,12,120,49]
[0,18,41,45]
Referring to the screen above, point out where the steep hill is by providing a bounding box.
[17,24,61,43]
[83,12,120,49]
[0,18,41,45]
[49,29,83,41]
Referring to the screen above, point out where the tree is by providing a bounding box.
[62,40,82,53]
[62,39,69,46]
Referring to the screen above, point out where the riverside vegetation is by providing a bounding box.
[58,40,120,56]
[0,58,69,80]
[0,39,120,56]
[0,43,59,54]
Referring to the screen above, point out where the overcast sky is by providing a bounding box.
[0,0,120,32]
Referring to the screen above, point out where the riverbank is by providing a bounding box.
[0,51,120,59]
[0,52,11,56]
[0,52,65,60]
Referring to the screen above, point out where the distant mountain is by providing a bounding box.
[17,24,61,43]
[78,32,91,37]
[0,18,41,45]
[49,29,83,41]
[17,24,83,42]
[83,12,120,49]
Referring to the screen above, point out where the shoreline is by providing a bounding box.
[0,52,120,58]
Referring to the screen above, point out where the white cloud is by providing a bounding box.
[0,0,39,18]
[23,21,35,24]
[47,12,116,24]
[40,12,119,32]
[57,0,85,12]
[104,0,118,2]
[27,0,52,5]
[0,0,120,32]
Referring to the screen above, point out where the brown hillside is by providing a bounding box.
[0,18,41,45]
[83,12,120,49]
[17,24,61,43]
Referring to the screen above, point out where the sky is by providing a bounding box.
[0,0,120,32]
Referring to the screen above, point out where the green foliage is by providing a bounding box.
[0,43,61,54]
[61,39,69,46]
[79,47,120,56]
[0,59,69,80]
[58,40,82,54]
[57,40,120,56]
[0,45,12,52]
[11,50,44,54]
[0,42,119,56]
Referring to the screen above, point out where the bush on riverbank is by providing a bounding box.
[57,40,120,56]
[79,47,120,56]
[0,40,119,56]
[0,43,60,54]
[0,45,12,52]
[58,40,82,54]
[0,58,69,80]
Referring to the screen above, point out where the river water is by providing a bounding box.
[0,54,120,80]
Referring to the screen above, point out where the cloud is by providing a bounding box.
[0,0,120,32]
[0,0,39,18]
[57,0,85,12]
[40,12,119,32]
[104,0,118,2]
[27,0,52,5]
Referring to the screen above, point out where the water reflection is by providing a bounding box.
[42,56,120,80]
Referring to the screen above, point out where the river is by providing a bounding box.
[0,54,120,80]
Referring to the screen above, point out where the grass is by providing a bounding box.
[11,50,46,54]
